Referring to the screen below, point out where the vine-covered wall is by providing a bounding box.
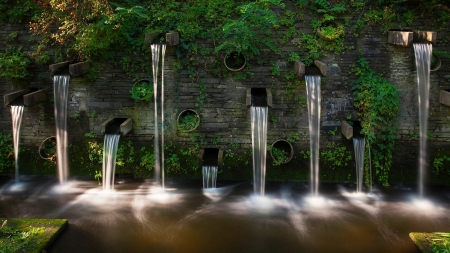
[0,0,450,184]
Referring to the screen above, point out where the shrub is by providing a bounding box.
[0,47,31,85]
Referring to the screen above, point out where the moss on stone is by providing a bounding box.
[0,218,68,253]
[409,232,450,253]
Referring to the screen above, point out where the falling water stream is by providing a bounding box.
[413,43,431,198]
[202,166,218,188]
[10,105,24,184]
[250,106,268,195]
[353,138,365,193]
[151,44,167,189]
[305,76,321,196]
[102,134,121,191]
[54,75,70,184]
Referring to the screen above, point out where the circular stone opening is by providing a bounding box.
[224,51,246,71]
[177,109,200,132]
[431,52,441,72]
[39,136,57,160]
[317,21,344,40]
[131,79,153,101]
[270,139,294,165]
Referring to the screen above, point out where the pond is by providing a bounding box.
[1,176,449,253]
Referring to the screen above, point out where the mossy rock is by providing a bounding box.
[409,232,450,253]
[0,218,68,253]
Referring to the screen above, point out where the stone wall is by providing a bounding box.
[1,3,450,181]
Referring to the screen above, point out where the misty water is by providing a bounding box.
[1,177,449,253]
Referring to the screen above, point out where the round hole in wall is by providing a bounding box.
[224,51,246,71]
[39,136,57,160]
[270,139,294,165]
[177,109,200,132]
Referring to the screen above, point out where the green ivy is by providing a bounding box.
[433,153,450,176]
[0,0,39,23]
[320,142,352,170]
[352,52,401,186]
[269,146,289,166]
[0,47,31,86]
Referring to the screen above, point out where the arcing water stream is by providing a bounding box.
[305,76,321,196]
[250,106,268,195]
[10,105,23,184]
[353,137,365,193]
[202,166,218,188]
[413,43,432,198]
[151,44,167,189]
[102,134,121,191]
[54,75,70,184]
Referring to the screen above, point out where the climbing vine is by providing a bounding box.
[352,52,401,186]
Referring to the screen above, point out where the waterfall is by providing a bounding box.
[10,105,24,184]
[353,138,365,193]
[102,134,121,191]
[413,43,432,198]
[305,76,321,196]
[151,44,167,189]
[250,106,268,195]
[54,75,70,184]
[202,166,218,188]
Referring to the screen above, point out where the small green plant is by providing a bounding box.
[433,154,450,176]
[87,139,103,166]
[140,147,155,172]
[288,52,300,62]
[195,83,208,108]
[116,140,134,167]
[327,128,337,136]
[0,47,31,85]
[287,133,300,143]
[84,132,95,138]
[320,142,352,170]
[295,96,307,108]
[270,146,289,166]
[89,111,97,118]
[177,112,200,132]
[130,81,154,101]
[285,82,296,98]
[300,150,310,159]
[270,116,277,123]
[94,170,102,185]
[270,61,281,76]
[211,137,221,145]
[3,32,18,43]
[166,154,180,170]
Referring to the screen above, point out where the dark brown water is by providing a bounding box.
[1,176,449,253]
